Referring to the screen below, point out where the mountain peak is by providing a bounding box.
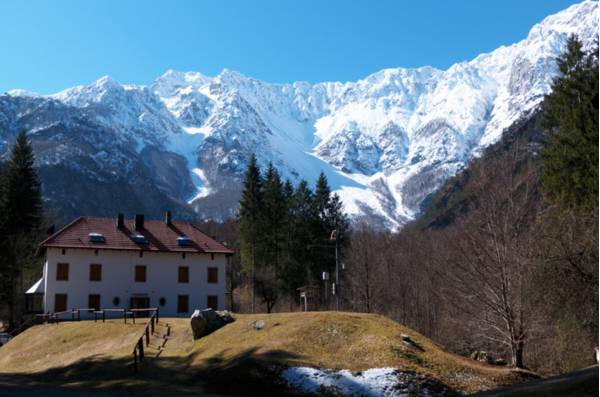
[527,0,597,45]
[6,89,40,97]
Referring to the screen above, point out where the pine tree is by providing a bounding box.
[238,155,263,312]
[309,172,333,282]
[0,131,43,328]
[541,35,599,208]
[325,193,350,245]
[312,172,331,222]
[1,131,43,234]
[279,180,312,298]
[261,162,287,275]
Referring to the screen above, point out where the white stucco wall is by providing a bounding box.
[42,247,227,317]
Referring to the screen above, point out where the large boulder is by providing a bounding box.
[190,309,235,340]
[190,310,212,339]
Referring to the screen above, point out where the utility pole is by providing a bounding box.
[331,229,340,311]
[309,229,342,312]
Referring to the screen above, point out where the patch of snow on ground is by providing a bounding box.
[281,367,428,397]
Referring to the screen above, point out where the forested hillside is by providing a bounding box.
[342,36,598,375]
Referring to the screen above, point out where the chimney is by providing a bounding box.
[116,213,124,229]
[134,214,144,230]
[46,225,55,235]
[165,210,172,225]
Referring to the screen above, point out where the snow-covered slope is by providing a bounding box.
[2,0,598,227]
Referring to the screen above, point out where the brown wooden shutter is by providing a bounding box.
[54,294,67,312]
[56,263,69,281]
[178,266,189,283]
[207,267,218,283]
[135,265,146,282]
[89,264,102,281]
[207,295,218,310]
[177,295,189,313]
[88,294,101,310]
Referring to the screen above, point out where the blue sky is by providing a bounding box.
[0,0,583,94]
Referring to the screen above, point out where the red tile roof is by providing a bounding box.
[39,216,234,254]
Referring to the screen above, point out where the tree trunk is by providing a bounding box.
[511,340,525,368]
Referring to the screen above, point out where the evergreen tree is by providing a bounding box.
[238,155,263,312]
[279,180,313,297]
[0,131,43,328]
[309,172,334,281]
[312,172,331,222]
[279,179,300,297]
[325,193,350,246]
[541,35,599,208]
[261,162,287,275]
[1,131,43,233]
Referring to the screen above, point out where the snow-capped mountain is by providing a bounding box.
[1,1,597,227]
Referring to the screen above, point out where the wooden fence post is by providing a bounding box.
[102,311,106,323]
[138,338,144,361]
[145,327,150,346]
[133,348,138,373]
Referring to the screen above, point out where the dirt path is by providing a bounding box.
[471,366,598,397]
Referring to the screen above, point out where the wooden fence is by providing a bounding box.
[4,306,161,375]
[34,307,160,325]
[131,308,160,373]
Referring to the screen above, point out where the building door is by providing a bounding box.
[130,296,150,317]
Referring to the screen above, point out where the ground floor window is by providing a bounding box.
[177,295,189,313]
[88,294,101,311]
[207,295,218,310]
[54,293,67,312]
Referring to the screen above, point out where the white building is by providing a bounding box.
[27,213,234,317]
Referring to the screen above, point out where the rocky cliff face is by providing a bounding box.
[0,1,597,227]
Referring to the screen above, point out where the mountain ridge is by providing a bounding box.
[1,0,597,227]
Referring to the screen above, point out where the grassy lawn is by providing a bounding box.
[0,312,534,396]
[0,319,145,374]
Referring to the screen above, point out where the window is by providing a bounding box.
[56,263,69,281]
[207,267,218,284]
[135,265,146,282]
[88,294,101,311]
[207,295,218,310]
[89,264,102,281]
[159,297,166,306]
[177,295,189,313]
[178,266,189,283]
[54,294,67,312]
[113,296,120,306]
